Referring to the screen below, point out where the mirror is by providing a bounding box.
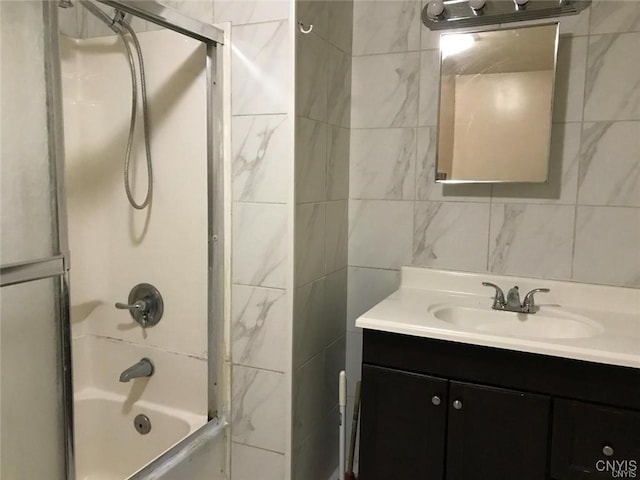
[436,23,559,183]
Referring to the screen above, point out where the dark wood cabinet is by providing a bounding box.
[551,400,640,480]
[359,365,447,480]
[359,366,551,480]
[446,381,550,480]
[360,330,640,480]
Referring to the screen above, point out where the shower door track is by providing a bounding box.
[99,0,224,44]
[26,2,226,479]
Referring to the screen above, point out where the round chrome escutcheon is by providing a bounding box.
[134,414,151,435]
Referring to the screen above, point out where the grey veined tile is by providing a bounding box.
[578,121,640,207]
[231,366,286,453]
[297,0,329,41]
[296,117,327,204]
[590,0,640,35]
[324,268,347,343]
[347,267,400,331]
[489,204,575,280]
[231,444,285,480]
[293,279,326,368]
[328,0,354,53]
[232,115,289,203]
[163,0,213,23]
[351,52,419,128]
[327,126,349,201]
[584,32,640,121]
[349,128,416,200]
[325,201,348,273]
[573,206,640,287]
[214,0,289,25]
[348,200,414,269]
[327,44,352,128]
[418,49,440,127]
[353,0,421,55]
[295,203,326,286]
[233,203,288,288]
[553,36,588,123]
[293,353,324,447]
[413,202,490,272]
[232,285,288,372]
[231,21,290,115]
[296,31,328,122]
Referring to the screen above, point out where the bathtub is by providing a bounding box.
[74,388,206,480]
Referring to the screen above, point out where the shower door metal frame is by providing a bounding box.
[0,2,225,478]
[97,0,228,428]
[0,2,74,478]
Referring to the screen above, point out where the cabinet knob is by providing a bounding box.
[603,445,614,457]
[453,400,463,410]
[432,395,441,406]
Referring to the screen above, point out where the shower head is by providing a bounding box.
[59,0,74,8]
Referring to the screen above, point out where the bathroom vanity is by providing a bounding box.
[356,268,640,480]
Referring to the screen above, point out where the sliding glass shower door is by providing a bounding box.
[1,2,72,478]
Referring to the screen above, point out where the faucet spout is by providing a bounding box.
[119,358,154,383]
[506,286,521,309]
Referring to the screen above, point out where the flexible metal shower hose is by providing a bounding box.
[118,22,153,210]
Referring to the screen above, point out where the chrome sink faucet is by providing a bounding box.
[482,282,550,314]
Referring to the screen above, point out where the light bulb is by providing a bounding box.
[469,0,486,11]
[427,0,445,19]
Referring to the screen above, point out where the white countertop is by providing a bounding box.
[355,267,640,369]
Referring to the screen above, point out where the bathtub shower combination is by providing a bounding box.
[0,2,226,479]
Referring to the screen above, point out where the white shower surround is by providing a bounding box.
[61,28,216,478]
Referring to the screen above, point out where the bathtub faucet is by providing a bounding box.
[119,358,154,382]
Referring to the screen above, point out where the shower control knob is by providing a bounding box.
[115,283,164,328]
[115,300,148,311]
[432,395,441,406]
[453,400,463,410]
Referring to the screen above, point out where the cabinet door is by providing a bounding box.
[446,381,551,480]
[551,399,640,480]
[360,365,448,480]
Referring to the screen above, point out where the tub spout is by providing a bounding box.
[119,358,154,383]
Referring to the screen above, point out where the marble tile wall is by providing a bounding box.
[347,0,640,468]
[213,1,293,478]
[292,2,353,479]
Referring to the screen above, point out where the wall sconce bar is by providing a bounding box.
[422,0,590,30]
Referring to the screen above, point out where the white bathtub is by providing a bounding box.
[74,388,206,480]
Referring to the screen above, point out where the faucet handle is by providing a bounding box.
[115,300,148,311]
[522,288,550,313]
[482,282,506,309]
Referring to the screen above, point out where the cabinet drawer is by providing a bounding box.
[551,400,640,480]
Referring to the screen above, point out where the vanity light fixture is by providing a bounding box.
[422,0,590,30]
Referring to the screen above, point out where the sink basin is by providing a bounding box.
[429,305,604,339]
